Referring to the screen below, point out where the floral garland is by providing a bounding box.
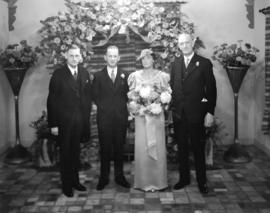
[38,0,200,71]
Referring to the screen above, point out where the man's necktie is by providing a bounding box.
[185,57,190,68]
[73,70,78,80]
[111,69,115,83]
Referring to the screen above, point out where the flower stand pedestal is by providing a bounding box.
[223,66,252,163]
[4,67,31,164]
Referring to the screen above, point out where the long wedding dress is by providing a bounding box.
[128,70,170,191]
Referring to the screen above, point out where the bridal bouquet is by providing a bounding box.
[128,83,172,116]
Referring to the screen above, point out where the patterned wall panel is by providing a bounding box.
[260,7,270,134]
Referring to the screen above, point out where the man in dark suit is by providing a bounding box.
[170,33,217,194]
[47,45,92,197]
[92,45,130,190]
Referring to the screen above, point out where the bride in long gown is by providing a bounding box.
[127,49,171,191]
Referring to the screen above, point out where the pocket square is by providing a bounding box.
[201,98,208,102]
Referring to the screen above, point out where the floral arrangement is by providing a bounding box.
[212,40,259,68]
[30,110,98,168]
[38,0,202,71]
[29,111,58,167]
[0,40,39,69]
[128,81,172,116]
[166,116,227,165]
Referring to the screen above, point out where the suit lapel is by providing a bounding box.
[64,65,79,94]
[78,66,88,94]
[113,68,122,91]
[102,67,114,90]
[184,54,199,80]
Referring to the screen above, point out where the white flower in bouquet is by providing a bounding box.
[127,75,172,116]
[128,101,139,113]
[139,85,152,99]
[160,91,172,104]
[149,90,159,101]
[127,90,139,101]
[134,84,142,92]
[138,106,147,116]
[148,103,162,115]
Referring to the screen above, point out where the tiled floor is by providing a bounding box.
[0,145,270,213]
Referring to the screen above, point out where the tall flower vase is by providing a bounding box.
[4,67,31,164]
[223,66,252,163]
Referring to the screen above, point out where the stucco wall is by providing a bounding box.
[0,0,268,152]
[0,1,10,154]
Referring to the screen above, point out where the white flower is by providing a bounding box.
[58,12,66,20]
[196,61,200,67]
[139,86,152,99]
[121,73,125,79]
[138,106,146,116]
[128,101,139,112]
[148,103,162,115]
[160,91,171,104]
[102,25,110,31]
[134,84,142,92]
[127,90,139,101]
[54,37,61,44]
[86,34,93,41]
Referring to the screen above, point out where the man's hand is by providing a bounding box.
[51,127,59,136]
[204,113,214,127]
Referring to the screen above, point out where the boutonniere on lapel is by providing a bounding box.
[120,73,125,84]
[196,61,200,67]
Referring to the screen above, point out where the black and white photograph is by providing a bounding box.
[0,0,269,212]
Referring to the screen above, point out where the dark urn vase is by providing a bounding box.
[3,67,31,164]
[223,65,252,163]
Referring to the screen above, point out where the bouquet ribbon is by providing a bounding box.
[145,115,158,160]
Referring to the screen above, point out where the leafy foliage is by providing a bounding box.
[212,40,259,68]
[0,40,39,69]
[38,0,203,71]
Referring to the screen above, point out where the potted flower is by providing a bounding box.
[166,116,227,168]
[212,40,259,68]
[212,40,259,163]
[212,40,259,92]
[0,40,39,164]
[0,40,39,69]
[29,111,58,168]
[0,40,39,95]
[30,110,99,169]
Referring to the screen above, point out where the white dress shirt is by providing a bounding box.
[184,52,194,67]
[68,65,78,76]
[107,66,117,79]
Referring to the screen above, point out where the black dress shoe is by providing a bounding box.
[115,177,131,188]
[96,180,109,191]
[73,183,87,191]
[62,188,74,197]
[173,181,190,190]
[198,184,209,194]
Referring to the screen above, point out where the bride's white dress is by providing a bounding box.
[128,70,170,191]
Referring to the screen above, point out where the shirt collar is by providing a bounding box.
[184,52,194,62]
[67,65,78,75]
[107,66,117,74]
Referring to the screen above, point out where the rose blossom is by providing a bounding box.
[148,103,162,115]
[160,91,171,104]
[139,86,152,99]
